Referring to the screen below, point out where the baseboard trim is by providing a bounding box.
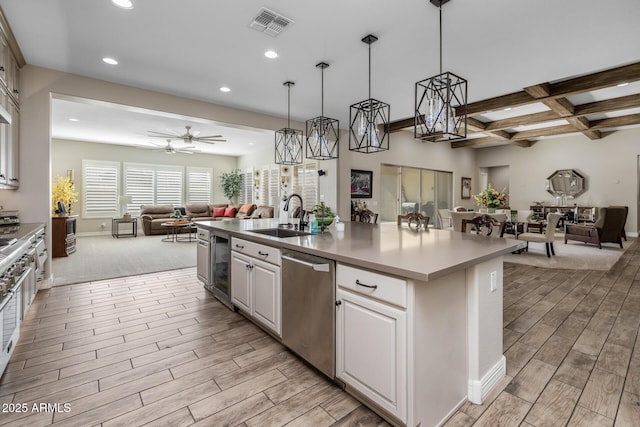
[468,356,506,404]
[77,231,111,237]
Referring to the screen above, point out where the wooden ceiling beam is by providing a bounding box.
[590,113,640,129]
[450,137,532,149]
[566,117,602,140]
[542,97,575,117]
[575,93,640,115]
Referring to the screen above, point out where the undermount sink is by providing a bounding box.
[250,228,312,238]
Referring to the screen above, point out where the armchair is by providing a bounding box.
[564,206,627,249]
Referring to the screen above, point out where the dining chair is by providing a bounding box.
[437,208,452,230]
[398,212,428,230]
[359,209,379,224]
[517,212,562,257]
[450,211,477,232]
[461,214,506,237]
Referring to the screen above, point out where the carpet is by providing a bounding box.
[503,236,633,270]
[51,234,197,286]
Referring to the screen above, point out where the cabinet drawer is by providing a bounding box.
[337,264,407,308]
[231,237,281,266]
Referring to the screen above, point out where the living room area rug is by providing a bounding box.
[503,236,634,270]
[51,234,197,286]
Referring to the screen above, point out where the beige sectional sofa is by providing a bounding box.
[140,203,274,236]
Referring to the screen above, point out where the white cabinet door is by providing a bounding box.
[230,251,251,313]
[231,251,281,337]
[336,288,407,423]
[252,258,281,335]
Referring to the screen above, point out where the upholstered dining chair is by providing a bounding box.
[450,211,477,232]
[437,209,452,230]
[517,212,562,257]
[461,214,506,237]
[564,206,627,249]
[359,209,379,224]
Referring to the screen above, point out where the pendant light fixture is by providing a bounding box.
[349,34,390,153]
[415,0,467,142]
[306,62,339,160]
[275,81,303,165]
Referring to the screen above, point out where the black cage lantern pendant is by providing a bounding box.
[415,0,467,142]
[275,81,304,165]
[349,34,390,153]
[306,62,339,160]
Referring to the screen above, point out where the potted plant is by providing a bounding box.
[312,201,335,232]
[220,168,243,204]
[51,176,78,215]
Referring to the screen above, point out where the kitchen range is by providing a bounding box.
[0,218,47,377]
[196,218,524,427]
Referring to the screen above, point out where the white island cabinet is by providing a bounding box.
[336,258,503,427]
[230,237,281,336]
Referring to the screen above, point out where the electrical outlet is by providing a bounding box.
[490,271,497,292]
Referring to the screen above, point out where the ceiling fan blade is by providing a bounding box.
[196,139,227,144]
[195,134,223,139]
[147,130,177,137]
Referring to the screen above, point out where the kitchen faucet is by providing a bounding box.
[283,193,307,229]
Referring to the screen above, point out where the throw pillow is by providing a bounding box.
[213,207,226,217]
[224,207,236,218]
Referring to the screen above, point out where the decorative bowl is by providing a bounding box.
[316,216,334,231]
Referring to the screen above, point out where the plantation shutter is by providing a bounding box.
[82,160,119,218]
[293,160,319,210]
[156,166,183,206]
[238,168,254,204]
[124,164,155,216]
[187,167,212,204]
[259,164,280,207]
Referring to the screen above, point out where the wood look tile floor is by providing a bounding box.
[1,241,639,426]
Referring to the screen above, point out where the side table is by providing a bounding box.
[112,217,137,238]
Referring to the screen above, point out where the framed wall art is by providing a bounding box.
[461,177,472,199]
[350,169,372,198]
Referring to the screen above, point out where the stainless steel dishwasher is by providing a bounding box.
[281,250,336,379]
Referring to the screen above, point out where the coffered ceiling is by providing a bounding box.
[1,0,639,152]
[389,62,640,148]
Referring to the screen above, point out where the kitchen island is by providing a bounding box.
[196,218,524,427]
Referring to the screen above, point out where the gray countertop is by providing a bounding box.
[195,219,525,282]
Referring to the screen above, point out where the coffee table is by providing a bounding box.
[160,221,196,242]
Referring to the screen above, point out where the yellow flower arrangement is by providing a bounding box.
[51,176,78,215]
[473,184,507,209]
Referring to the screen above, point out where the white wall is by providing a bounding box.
[476,127,640,233]
[338,130,478,220]
[52,138,238,234]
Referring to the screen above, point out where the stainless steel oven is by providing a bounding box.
[1,251,29,375]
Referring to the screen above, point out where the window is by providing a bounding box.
[124,163,184,216]
[82,160,120,218]
[238,168,254,204]
[293,160,319,209]
[186,167,213,204]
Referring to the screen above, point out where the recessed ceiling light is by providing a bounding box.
[69,118,79,122]
[219,86,231,93]
[249,142,255,146]
[102,57,118,65]
[617,82,629,87]
[264,50,278,59]
[112,0,133,9]
[503,107,512,111]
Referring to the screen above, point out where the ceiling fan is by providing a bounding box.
[137,139,201,154]
[148,125,226,144]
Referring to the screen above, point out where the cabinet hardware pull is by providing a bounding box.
[0,66,4,72]
[335,300,342,306]
[235,244,244,249]
[355,279,377,289]
[258,251,269,257]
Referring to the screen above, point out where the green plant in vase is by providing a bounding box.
[219,168,243,204]
[312,201,335,232]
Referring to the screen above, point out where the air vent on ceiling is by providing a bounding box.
[249,7,293,37]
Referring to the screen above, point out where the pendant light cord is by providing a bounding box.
[321,66,324,116]
[439,4,443,75]
[368,41,372,99]
[287,84,291,128]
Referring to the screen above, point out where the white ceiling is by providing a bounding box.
[2,0,640,154]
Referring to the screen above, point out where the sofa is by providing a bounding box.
[139,203,272,236]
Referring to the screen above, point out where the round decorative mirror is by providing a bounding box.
[545,169,586,198]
